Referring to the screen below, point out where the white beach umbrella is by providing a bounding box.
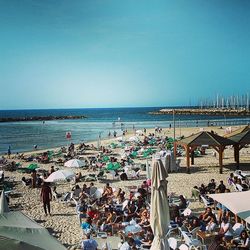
[209,190,250,224]
[64,159,84,168]
[128,136,139,142]
[44,170,75,182]
[136,130,143,135]
[150,159,170,250]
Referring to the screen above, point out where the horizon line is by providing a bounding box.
[0,105,200,111]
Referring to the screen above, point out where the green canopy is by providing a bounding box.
[102,156,110,163]
[106,162,121,171]
[27,163,39,170]
[130,151,138,158]
[0,193,66,250]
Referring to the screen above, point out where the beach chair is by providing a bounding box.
[200,195,213,208]
[96,170,107,182]
[71,198,82,225]
[180,229,203,248]
[232,223,244,237]
[236,184,243,192]
[179,244,189,250]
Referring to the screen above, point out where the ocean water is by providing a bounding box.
[0,107,249,154]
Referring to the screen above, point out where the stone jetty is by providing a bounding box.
[150,108,250,116]
[0,115,86,122]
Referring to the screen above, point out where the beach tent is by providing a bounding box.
[0,192,66,250]
[64,159,85,168]
[174,131,235,173]
[150,159,170,250]
[44,170,75,182]
[209,191,250,224]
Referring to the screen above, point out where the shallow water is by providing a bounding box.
[0,107,249,153]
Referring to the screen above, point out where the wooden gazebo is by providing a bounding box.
[174,131,235,174]
[228,128,250,169]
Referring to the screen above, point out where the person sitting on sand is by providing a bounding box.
[49,166,55,174]
[21,176,32,186]
[75,172,82,182]
[206,179,216,193]
[81,217,93,233]
[102,183,113,199]
[71,184,82,199]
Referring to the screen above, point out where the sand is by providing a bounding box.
[2,125,250,249]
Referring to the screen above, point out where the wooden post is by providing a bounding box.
[219,146,223,174]
[186,146,190,174]
[235,144,240,169]
[174,142,177,159]
[191,150,194,165]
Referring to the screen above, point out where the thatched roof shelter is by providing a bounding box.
[227,127,250,169]
[174,131,235,174]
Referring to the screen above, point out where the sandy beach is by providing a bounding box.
[1,125,250,249]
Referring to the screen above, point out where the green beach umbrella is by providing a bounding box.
[27,164,38,170]
[106,162,121,171]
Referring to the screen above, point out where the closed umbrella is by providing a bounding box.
[150,159,170,250]
[64,159,84,168]
[44,170,75,182]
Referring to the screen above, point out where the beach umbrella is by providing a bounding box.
[0,192,66,250]
[0,192,10,214]
[150,159,170,250]
[44,170,75,182]
[136,130,143,135]
[106,162,121,171]
[27,163,39,170]
[128,136,139,142]
[64,159,84,168]
[209,190,250,224]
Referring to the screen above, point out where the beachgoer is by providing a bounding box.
[31,170,37,188]
[40,182,52,216]
[50,166,55,174]
[81,233,98,250]
[7,146,11,159]
[231,230,250,249]
[219,217,234,242]
[217,180,226,193]
[120,237,136,250]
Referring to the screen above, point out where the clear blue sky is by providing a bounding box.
[0,0,250,109]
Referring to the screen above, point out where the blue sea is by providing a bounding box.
[0,107,249,154]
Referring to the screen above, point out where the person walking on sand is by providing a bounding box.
[40,182,52,216]
[7,146,11,159]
